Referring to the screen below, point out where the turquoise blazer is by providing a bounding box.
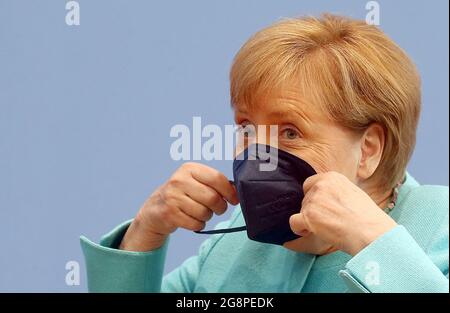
[80,173,449,292]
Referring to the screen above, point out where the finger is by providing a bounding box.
[284,237,338,255]
[188,164,239,205]
[178,194,214,222]
[174,208,206,232]
[301,188,315,207]
[297,228,311,237]
[283,235,317,252]
[289,212,310,235]
[283,235,337,255]
[303,173,323,194]
[183,178,228,215]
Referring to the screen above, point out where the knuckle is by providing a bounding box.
[329,171,343,181]
[161,181,172,196]
[314,180,327,191]
[158,206,173,223]
[167,175,184,189]
[180,162,196,171]
[302,206,314,220]
[301,196,309,207]
[304,176,313,185]
[207,192,221,205]
[164,194,179,209]
[162,182,184,201]
[161,187,175,202]
[166,179,177,190]
[308,192,319,203]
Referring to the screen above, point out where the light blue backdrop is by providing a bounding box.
[0,0,448,292]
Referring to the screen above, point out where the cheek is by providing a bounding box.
[331,144,361,182]
[300,141,361,181]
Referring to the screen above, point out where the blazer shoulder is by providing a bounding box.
[396,183,449,248]
[405,184,449,209]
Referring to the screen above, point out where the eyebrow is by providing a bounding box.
[266,103,313,126]
[233,96,316,128]
[232,103,249,115]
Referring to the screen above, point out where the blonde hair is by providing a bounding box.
[230,14,421,189]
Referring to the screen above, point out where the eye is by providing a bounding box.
[280,126,300,140]
[237,121,256,138]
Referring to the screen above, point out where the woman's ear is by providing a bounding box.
[357,123,385,180]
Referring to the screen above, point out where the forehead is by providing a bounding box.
[233,83,328,122]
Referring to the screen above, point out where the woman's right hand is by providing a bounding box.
[119,162,239,252]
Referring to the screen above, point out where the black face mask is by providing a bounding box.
[196,144,317,245]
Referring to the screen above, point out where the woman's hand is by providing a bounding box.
[119,162,239,252]
[284,171,397,256]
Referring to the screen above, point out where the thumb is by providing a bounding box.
[289,213,310,236]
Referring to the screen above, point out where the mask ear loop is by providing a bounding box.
[195,226,246,234]
[194,180,247,234]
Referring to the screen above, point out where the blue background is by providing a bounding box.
[0,0,448,292]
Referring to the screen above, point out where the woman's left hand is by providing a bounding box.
[283,171,397,256]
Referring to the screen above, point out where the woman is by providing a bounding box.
[81,14,449,292]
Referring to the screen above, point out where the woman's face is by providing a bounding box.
[233,85,364,185]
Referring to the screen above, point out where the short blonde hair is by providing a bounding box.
[230,14,421,189]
